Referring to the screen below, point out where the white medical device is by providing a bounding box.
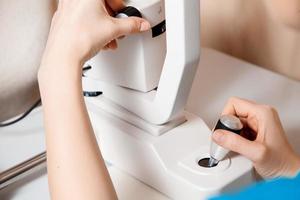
[86,0,199,127]
[83,0,255,199]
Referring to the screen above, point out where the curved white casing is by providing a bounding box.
[87,0,166,93]
[86,0,200,125]
[86,99,254,200]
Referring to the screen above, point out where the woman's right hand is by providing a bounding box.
[39,0,150,79]
[212,97,300,179]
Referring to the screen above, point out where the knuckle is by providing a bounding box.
[227,96,248,106]
[228,97,239,104]
[110,19,120,34]
[110,18,124,38]
[102,18,119,38]
[226,135,239,150]
[129,19,140,32]
[259,105,278,117]
[261,105,275,112]
[230,138,240,151]
[226,97,238,108]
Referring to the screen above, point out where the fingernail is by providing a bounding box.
[213,131,225,143]
[140,21,151,31]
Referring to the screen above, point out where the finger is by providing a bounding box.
[106,0,125,12]
[240,116,259,134]
[222,97,260,132]
[112,17,151,38]
[222,97,257,118]
[212,130,266,163]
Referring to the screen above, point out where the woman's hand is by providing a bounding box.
[213,97,300,179]
[39,0,150,76]
[37,1,150,199]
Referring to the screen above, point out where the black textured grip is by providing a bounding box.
[213,120,242,135]
[152,20,166,38]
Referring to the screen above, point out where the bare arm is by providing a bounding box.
[38,0,150,199]
[39,60,117,200]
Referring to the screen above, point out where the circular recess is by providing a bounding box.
[198,157,218,168]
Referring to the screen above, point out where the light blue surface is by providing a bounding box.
[210,173,300,200]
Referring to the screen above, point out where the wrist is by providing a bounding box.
[280,153,300,178]
[43,31,90,65]
[38,56,83,84]
[290,155,300,176]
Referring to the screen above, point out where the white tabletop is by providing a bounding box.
[1,48,300,199]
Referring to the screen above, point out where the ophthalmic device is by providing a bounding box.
[82,0,255,199]
[0,0,255,199]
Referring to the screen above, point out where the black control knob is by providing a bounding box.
[116,6,142,18]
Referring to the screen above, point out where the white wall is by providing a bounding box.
[0,0,56,121]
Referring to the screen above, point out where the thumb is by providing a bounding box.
[212,130,266,162]
[112,17,151,37]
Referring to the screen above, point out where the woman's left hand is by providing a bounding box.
[40,0,150,75]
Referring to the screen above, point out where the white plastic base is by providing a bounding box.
[87,96,186,136]
[86,97,255,200]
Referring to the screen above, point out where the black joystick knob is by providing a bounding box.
[115,6,142,18]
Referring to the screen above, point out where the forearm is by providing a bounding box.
[38,59,117,200]
[37,0,150,197]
